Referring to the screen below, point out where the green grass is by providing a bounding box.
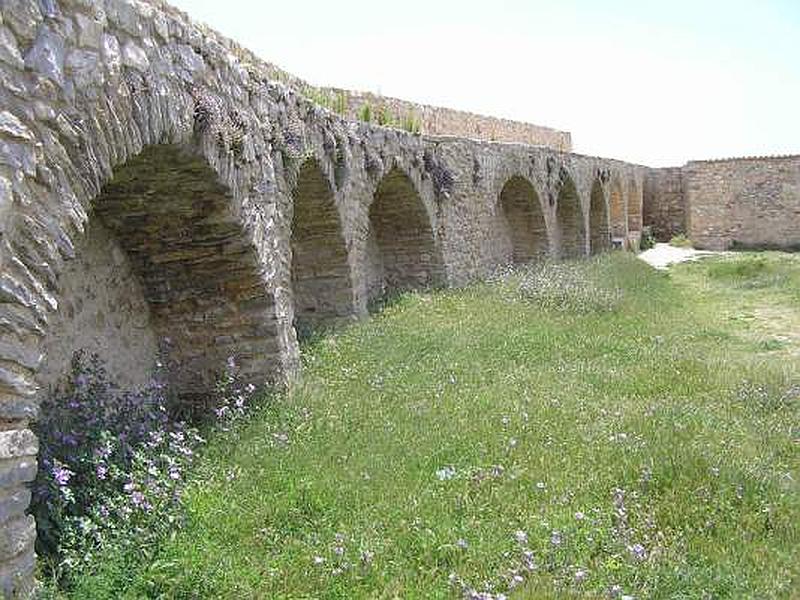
[53,253,799,599]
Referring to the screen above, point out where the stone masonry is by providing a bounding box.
[643,156,800,249]
[7,0,796,595]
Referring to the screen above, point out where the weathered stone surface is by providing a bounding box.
[0,431,36,461]
[121,39,148,72]
[0,26,24,70]
[1,0,43,45]
[74,13,104,50]
[0,457,36,490]
[0,488,30,526]
[0,112,32,142]
[24,26,65,87]
[0,515,33,566]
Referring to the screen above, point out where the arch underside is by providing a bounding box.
[290,160,353,333]
[366,169,444,302]
[556,178,586,259]
[497,176,548,264]
[609,182,627,239]
[43,144,279,396]
[589,180,610,254]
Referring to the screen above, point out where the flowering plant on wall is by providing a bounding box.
[31,350,256,584]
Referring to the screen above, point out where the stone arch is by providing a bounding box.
[40,144,280,397]
[589,179,611,254]
[495,176,548,264]
[609,178,627,240]
[289,158,354,335]
[366,167,444,301]
[555,174,586,259]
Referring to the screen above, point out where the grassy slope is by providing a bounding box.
[69,253,798,599]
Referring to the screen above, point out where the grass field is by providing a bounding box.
[56,252,798,599]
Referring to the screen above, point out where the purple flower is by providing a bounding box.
[550,530,562,546]
[628,542,647,561]
[52,464,73,487]
[96,463,108,480]
[131,491,145,506]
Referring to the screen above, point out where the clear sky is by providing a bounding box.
[168,0,800,167]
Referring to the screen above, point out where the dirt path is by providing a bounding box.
[638,243,720,270]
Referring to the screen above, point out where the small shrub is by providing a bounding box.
[669,234,692,248]
[401,111,421,134]
[376,105,395,127]
[33,351,256,590]
[639,226,656,250]
[357,103,373,123]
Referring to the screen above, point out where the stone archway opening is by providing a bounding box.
[37,144,279,404]
[366,168,444,303]
[289,158,354,337]
[627,178,643,234]
[589,179,611,254]
[496,176,548,264]
[609,179,627,242]
[555,175,586,259]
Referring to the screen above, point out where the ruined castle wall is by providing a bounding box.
[643,167,685,241]
[684,156,800,250]
[330,90,573,151]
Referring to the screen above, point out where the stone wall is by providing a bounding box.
[327,89,573,151]
[643,167,685,242]
[36,218,158,397]
[684,156,800,250]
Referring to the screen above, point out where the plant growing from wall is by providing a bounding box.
[32,351,256,590]
[357,102,373,123]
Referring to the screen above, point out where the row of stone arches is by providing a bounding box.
[288,159,446,337]
[493,171,635,266]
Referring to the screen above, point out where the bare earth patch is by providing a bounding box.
[638,242,720,270]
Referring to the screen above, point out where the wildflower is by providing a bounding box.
[436,466,457,481]
[456,538,468,549]
[95,463,108,480]
[313,555,325,566]
[609,584,623,597]
[514,530,528,545]
[131,491,145,507]
[509,574,524,589]
[574,568,588,583]
[550,530,562,546]
[361,550,374,565]
[574,511,585,521]
[628,542,647,561]
[52,463,73,486]
[535,481,546,491]
[334,545,345,556]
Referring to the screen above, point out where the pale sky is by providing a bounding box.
[168,0,800,167]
